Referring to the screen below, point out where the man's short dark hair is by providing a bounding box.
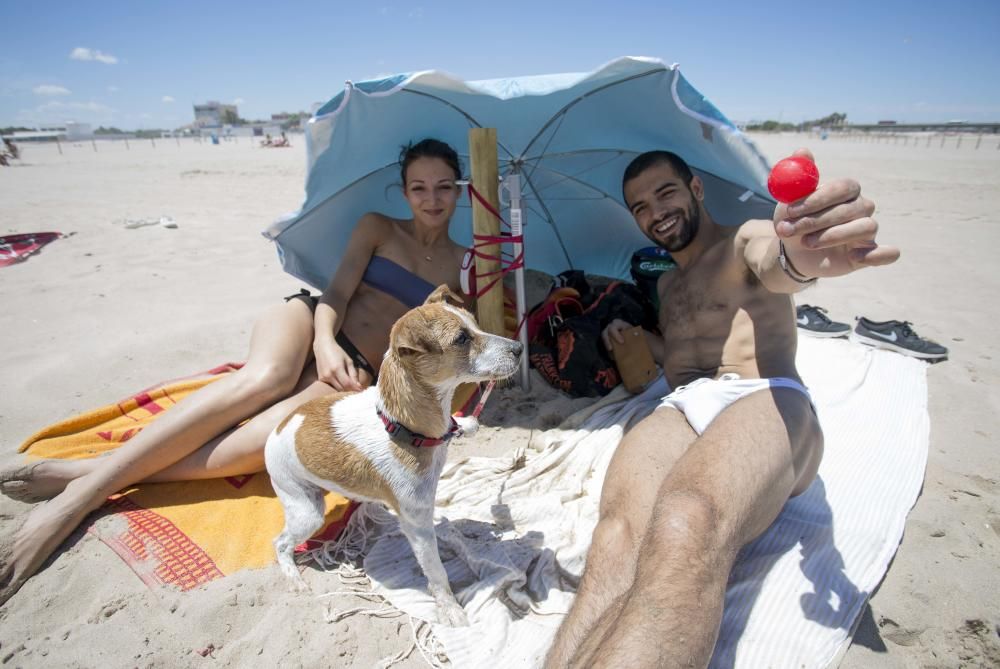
[622,151,694,203]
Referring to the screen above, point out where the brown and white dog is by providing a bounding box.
[264,285,522,626]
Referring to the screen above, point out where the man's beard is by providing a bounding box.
[651,202,701,253]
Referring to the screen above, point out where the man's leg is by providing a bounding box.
[574,387,822,668]
[544,408,697,669]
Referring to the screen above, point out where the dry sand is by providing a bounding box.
[0,132,997,667]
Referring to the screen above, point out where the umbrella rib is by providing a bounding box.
[276,163,402,238]
[524,165,632,207]
[518,169,574,269]
[520,68,664,159]
[524,111,568,185]
[521,152,632,200]
[521,148,636,163]
[399,89,517,161]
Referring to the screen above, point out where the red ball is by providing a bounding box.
[767,156,820,204]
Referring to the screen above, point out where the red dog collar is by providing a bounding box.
[376,407,461,448]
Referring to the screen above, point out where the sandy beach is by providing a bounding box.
[1,132,998,667]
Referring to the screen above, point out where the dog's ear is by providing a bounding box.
[393,330,427,357]
[424,284,465,308]
[390,316,429,357]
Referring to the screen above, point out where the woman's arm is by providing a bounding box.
[313,213,386,390]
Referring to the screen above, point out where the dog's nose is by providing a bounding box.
[511,341,524,357]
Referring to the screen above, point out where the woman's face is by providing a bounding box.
[404,157,460,229]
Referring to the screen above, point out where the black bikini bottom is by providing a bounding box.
[283,289,377,381]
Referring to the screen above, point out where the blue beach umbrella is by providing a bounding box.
[264,56,776,291]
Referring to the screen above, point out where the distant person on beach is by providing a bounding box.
[0,138,470,605]
[2,138,18,161]
[545,149,899,668]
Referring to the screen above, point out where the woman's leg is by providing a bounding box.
[2,300,316,500]
[144,373,335,481]
[0,299,317,604]
[9,363,374,487]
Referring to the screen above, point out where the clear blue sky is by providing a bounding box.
[3,0,998,129]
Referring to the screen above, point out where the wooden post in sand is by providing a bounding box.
[468,128,505,337]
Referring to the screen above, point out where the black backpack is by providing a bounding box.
[528,271,657,397]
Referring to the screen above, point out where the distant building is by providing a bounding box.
[877,120,897,126]
[3,122,92,142]
[193,101,238,128]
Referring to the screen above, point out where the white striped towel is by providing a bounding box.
[333,336,929,668]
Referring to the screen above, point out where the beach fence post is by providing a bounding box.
[151,138,156,149]
[125,137,130,150]
[92,139,97,152]
[468,127,505,339]
[957,135,963,149]
[975,133,982,150]
[56,138,62,155]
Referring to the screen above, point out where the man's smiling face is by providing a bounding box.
[624,161,704,253]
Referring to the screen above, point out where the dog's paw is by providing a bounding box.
[289,578,311,594]
[279,565,311,593]
[437,601,470,627]
[455,416,479,437]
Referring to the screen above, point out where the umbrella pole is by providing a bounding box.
[468,128,505,338]
[505,170,531,391]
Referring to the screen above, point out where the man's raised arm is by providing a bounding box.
[741,150,899,292]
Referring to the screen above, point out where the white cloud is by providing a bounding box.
[38,100,115,114]
[233,97,245,105]
[70,47,118,65]
[408,6,423,18]
[108,85,119,93]
[20,100,118,124]
[379,6,389,15]
[162,95,175,103]
[33,84,71,96]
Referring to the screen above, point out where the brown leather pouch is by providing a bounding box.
[609,326,657,394]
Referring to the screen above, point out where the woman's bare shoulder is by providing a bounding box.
[357,211,403,228]
[355,212,410,243]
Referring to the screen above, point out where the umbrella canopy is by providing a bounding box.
[264,56,776,290]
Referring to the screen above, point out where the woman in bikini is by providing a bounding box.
[0,138,469,604]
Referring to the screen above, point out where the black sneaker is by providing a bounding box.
[851,317,949,360]
[795,304,851,338]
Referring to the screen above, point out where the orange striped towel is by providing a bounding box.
[19,363,355,592]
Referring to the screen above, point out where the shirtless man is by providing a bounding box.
[544,149,898,668]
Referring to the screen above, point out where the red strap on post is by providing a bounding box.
[466,183,527,336]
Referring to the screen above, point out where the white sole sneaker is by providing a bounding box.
[797,327,850,339]
[849,333,948,359]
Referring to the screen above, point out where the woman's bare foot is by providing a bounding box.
[0,460,92,503]
[0,479,104,606]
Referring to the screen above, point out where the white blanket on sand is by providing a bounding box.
[319,336,929,668]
